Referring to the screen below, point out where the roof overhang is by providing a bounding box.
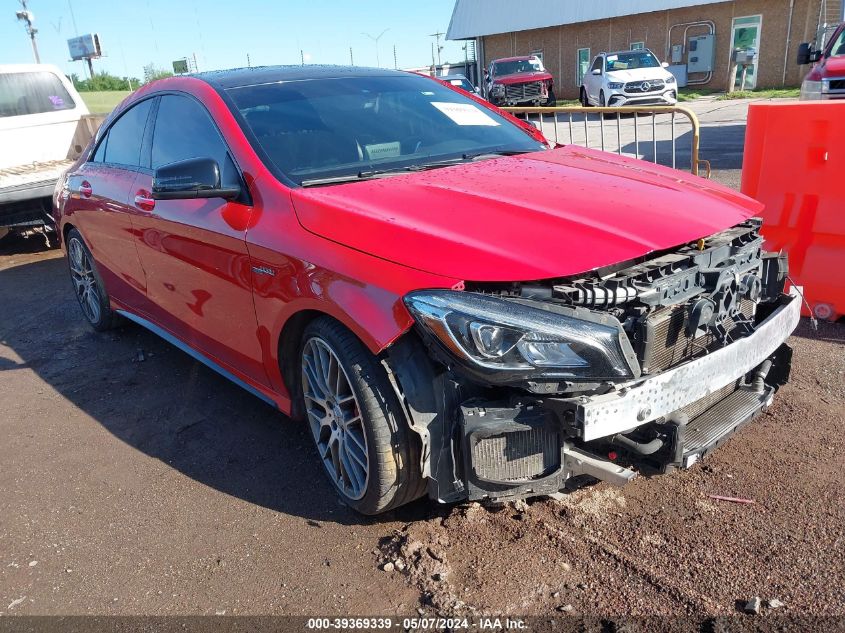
[447,0,725,40]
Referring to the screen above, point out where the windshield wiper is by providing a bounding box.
[462,149,537,161]
[300,150,538,187]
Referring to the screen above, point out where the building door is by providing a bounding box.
[732,15,762,89]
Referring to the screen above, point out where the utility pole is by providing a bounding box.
[349,47,354,66]
[16,0,40,64]
[393,44,397,69]
[362,29,389,67]
[301,49,305,65]
[429,30,445,68]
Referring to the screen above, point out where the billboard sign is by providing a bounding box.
[172,59,189,74]
[67,34,102,61]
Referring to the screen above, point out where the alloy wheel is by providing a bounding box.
[68,237,102,324]
[301,337,369,500]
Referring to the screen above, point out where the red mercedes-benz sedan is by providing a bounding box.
[54,66,799,514]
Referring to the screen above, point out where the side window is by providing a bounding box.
[151,95,239,187]
[92,134,108,162]
[102,98,153,167]
[590,57,603,73]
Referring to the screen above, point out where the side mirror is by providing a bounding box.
[152,157,240,201]
[661,61,670,68]
[796,42,822,65]
[797,43,812,65]
[591,68,602,75]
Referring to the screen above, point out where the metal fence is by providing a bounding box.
[503,105,711,178]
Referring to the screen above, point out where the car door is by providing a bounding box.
[129,93,270,388]
[63,97,154,309]
[586,56,604,103]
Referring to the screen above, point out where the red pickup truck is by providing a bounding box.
[797,22,845,99]
[485,55,556,107]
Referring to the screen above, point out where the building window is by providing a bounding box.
[631,41,645,50]
[577,48,590,86]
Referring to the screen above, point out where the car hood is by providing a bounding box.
[821,55,845,75]
[492,71,553,85]
[606,68,671,83]
[291,147,763,282]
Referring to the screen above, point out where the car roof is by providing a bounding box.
[492,56,536,63]
[603,49,652,56]
[193,64,403,89]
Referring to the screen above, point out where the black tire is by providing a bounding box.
[599,90,606,107]
[65,228,121,331]
[580,87,590,107]
[299,317,425,515]
[545,88,556,107]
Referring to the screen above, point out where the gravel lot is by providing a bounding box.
[1,100,843,622]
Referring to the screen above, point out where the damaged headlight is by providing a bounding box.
[404,290,638,383]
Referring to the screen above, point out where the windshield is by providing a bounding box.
[492,59,544,76]
[0,71,76,118]
[829,28,845,57]
[227,74,544,186]
[605,51,661,72]
[446,77,474,92]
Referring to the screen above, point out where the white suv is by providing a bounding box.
[580,49,677,108]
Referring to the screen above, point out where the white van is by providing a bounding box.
[0,64,94,240]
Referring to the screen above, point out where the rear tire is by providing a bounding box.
[299,317,425,515]
[65,228,121,331]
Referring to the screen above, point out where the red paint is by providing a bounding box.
[54,71,761,416]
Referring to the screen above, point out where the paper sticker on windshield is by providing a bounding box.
[607,55,618,61]
[431,102,500,126]
[364,142,402,160]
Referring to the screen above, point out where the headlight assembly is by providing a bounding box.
[491,84,505,96]
[665,75,676,84]
[607,82,625,90]
[403,290,639,384]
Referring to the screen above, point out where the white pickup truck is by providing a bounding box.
[0,64,103,243]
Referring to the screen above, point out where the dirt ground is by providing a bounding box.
[0,227,843,622]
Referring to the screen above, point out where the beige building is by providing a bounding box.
[447,0,844,99]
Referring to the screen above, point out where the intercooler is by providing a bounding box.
[635,298,757,374]
[461,403,564,499]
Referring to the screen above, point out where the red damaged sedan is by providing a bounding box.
[54,66,799,514]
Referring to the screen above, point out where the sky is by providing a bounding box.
[2,0,470,80]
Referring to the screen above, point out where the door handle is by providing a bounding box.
[78,181,92,197]
[134,192,155,212]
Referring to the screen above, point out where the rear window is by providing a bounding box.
[0,71,76,118]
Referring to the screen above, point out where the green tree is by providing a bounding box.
[71,71,138,92]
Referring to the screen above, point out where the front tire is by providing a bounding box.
[580,87,591,107]
[545,88,556,107]
[299,317,424,515]
[66,228,121,331]
[599,90,607,107]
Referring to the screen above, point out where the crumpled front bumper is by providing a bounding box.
[456,291,800,502]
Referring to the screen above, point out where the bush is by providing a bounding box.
[72,71,138,92]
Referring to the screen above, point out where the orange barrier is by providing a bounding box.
[742,101,845,321]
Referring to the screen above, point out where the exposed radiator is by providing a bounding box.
[470,426,560,483]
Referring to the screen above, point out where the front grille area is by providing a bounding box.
[828,78,845,92]
[471,426,560,482]
[505,81,544,101]
[624,79,665,93]
[635,298,757,374]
